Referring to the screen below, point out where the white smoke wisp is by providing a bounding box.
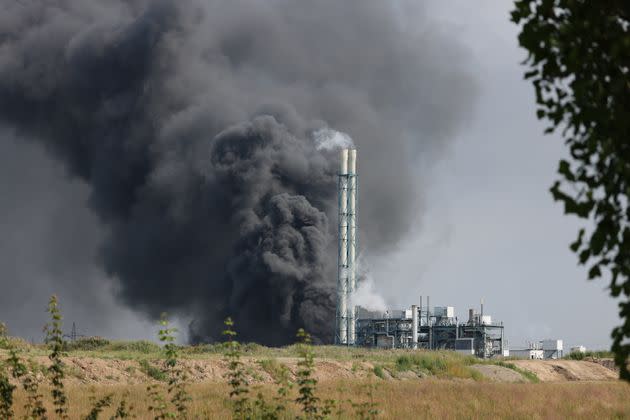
[350,272,388,312]
[313,128,354,151]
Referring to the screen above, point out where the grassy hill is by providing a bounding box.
[1,336,628,419]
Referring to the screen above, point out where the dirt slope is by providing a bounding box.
[511,360,618,382]
[470,364,527,383]
[3,353,620,385]
[16,356,375,385]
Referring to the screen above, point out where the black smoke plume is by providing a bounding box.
[0,0,476,344]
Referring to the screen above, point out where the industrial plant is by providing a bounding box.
[333,148,506,357]
[333,147,562,359]
[355,299,507,358]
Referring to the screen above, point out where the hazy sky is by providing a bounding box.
[371,1,618,351]
[0,1,619,350]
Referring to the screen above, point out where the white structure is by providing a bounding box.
[571,345,586,354]
[411,305,419,349]
[542,339,563,359]
[434,306,455,318]
[511,349,544,359]
[335,148,358,345]
[512,339,563,359]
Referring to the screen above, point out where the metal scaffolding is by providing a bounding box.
[355,298,507,358]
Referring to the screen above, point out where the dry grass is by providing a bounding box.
[8,379,630,419]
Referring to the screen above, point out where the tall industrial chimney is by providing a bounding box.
[335,148,358,345]
[347,149,357,344]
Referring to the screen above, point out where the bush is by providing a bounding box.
[64,336,110,351]
[107,340,161,354]
[565,350,614,361]
[180,343,224,355]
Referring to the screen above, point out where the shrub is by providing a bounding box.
[107,340,161,354]
[180,343,224,355]
[44,295,68,418]
[64,336,110,351]
[565,350,614,361]
[83,393,113,420]
[223,317,252,419]
[159,313,190,418]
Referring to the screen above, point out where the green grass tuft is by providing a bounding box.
[138,360,167,381]
[495,361,540,383]
[373,365,386,379]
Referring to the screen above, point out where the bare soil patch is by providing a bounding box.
[511,360,618,382]
[470,364,526,382]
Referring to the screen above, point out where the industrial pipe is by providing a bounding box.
[411,305,418,349]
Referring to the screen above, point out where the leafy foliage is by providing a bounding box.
[349,383,379,420]
[83,392,113,420]
[159,313,190,418]
[294,328,335,420]
[0,323,15,418]
[0,298,381,418]
[45,294,69,418]
[511,0,630,380]
[222,317,252,419]
[64,336,110,351]
[112,391,135,418]
[564,350,615,360]
[147,313,191,419]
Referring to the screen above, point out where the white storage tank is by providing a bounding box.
[481,315,492,325]
[542,339,563,351]
[434,306,455,318]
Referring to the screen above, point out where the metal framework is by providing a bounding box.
[335,149,358,345]
[355,302,506,358]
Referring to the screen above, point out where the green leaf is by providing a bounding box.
[570,229,585,252]
[588,265,602,279]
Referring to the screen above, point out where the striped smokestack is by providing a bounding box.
[336,148,358,345]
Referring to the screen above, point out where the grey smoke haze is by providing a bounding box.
[0,0,475,344]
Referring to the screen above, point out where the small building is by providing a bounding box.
[511,348,544,360]
[570,345,586,354]
[541,339,563,359]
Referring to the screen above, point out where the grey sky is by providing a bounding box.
[371,1,618,351]
[0,1,619,350]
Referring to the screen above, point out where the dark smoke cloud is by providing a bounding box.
[0,0,476,344]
